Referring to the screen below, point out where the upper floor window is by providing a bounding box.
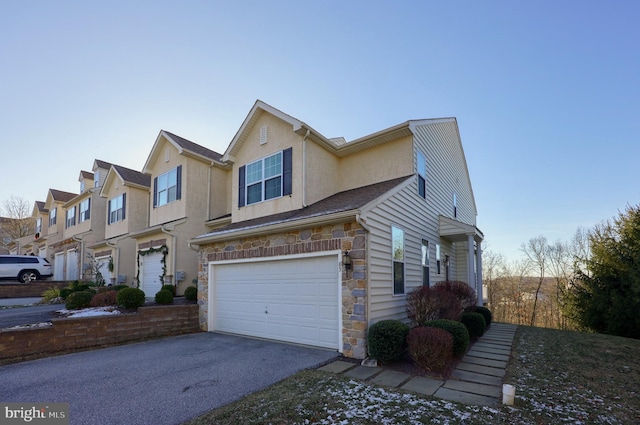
[94,171,100,188]
[80,180,85,193]
[66,207,76,228]
[79,199,91,222]
[49,208,57,226]
[153,165,182,207]
[108,194,126,224]
[238,148,292,207]
[392,225,405,295]
[417,151,427,199]
[35,218,42,234]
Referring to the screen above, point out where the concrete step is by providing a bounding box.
[456,361,506,377]
[450,369,503,386]
[434,387,498,406]
[461,355,507,369]
[442,380,502,398]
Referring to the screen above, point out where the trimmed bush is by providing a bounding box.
[155,289,174,305]
[407,327,453,372]
[184,286,197,301]
[161,284,176,296]
[90,290,118,307]
[425,319,470,358]
[111,285,129,292]
[434,280,477,310]
[116,287,146,309]
[466,305,493,327]
[60,281,92,300]
[65,290,94,310]
[406,286,463,326]
[461,312,486,338]
[367,320,410,363]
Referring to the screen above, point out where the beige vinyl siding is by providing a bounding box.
[412,121,477,225]
[367,120,477,324]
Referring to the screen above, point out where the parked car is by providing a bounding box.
[0,255,53,282]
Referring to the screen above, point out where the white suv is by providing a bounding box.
[0,255,53,282]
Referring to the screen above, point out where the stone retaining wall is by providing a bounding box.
[0,281,68,298]
[0,304,200,361]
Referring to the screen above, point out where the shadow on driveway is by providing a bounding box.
[0,332,339,425]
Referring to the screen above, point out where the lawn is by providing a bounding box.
[184,326,640,424]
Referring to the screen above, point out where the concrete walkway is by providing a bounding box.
[319,323,518,406]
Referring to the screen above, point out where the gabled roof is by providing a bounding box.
[143,130,224,173]
[34,201,47,213]
[49,189,77,203]
[79,170,94,180]
[112,164,151,188]
[94,159,113,170]
[191,176,412,244]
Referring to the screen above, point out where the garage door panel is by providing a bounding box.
[212,255,339,349]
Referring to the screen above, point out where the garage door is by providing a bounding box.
[211,255,340,349]
[141,252,163,297]
[54,253,65,280]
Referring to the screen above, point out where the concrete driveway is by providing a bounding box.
[0,332,339,425]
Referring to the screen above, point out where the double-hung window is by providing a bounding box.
[79,199,90,222]
[417,151,427,198]
[239,148,292,207]
[35,218,42,234]
[66,207,76,228]
[49,208,57,226]
[392,225,405,295]
[153,166,182,207]
[421,239,430,287]
[108,194,126,224]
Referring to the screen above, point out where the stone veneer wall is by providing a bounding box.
[196,221,368,359]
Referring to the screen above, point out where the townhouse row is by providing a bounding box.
[12,100,484,359]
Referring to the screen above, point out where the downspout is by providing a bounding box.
[302,129,310,207]
[207,163,212,221]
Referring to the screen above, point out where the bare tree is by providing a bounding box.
[521,235,548,326]
[482,247,506,311]
[0,196,34,251]
[547,239,573,328]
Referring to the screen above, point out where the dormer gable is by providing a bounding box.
[142,130,224,174]
[78,170,94,193]
[101,164,151,198]
[93,159,113,189]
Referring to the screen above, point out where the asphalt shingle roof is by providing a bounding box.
[198,175,412,238]
[49,189,77,203]
[112,164,151,188]
[164,131,223,162]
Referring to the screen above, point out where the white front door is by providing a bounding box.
[141,252,163,297]
[54,253,65,280]
[66,249,79,280]
[210,254,340,349]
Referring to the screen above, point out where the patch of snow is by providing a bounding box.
[56,307,121,318]
[8,322,53,330]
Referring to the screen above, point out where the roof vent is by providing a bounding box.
[260,126,268,145]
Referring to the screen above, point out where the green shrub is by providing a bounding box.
[367,320,410,363]
[461,312,486,338]
[161,284,176,296]
[116,287,146,309]
[184,286,197,301]
[406,286,463,326]
[155,289,174,304]
[434,280,478,310]
[425,319,470,358]
[60,281,92,300]
[90,290,118,307]
[466,305,493,327]
[59,288,73,299]
[111,285,129,292]
[65,290,94,310]
[407,326,453,372]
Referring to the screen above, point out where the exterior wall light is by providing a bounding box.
[343,251,352,270]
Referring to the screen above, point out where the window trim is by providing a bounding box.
[49,208,57,226]
[436,243,441,275]
[153,165,182,208]
[65,207,76,229]
[392,225,405,295]
[238,148,292,207]
[108,193,126,224]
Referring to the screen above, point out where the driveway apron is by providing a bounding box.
[0,332,339,425]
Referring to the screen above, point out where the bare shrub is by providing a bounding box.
[407,327,453,372]
[90,290,118,307]
[434,280,477,310]
[406,286,463,326]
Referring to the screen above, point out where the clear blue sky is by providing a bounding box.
[2,1,638,261]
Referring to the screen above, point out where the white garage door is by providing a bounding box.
[211,255,340,349]
[96,257,112,285]
[141,252,164,297]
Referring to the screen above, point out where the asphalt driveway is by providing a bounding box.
[0,332,339,425]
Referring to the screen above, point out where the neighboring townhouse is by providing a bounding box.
[128,130,228,297]
[32,201,49,258]
[89,164,152,286]
[43,188,77,279]
[48,160,110,281]
[189,100,484,359]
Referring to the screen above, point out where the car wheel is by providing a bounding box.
[18,270,39,283]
